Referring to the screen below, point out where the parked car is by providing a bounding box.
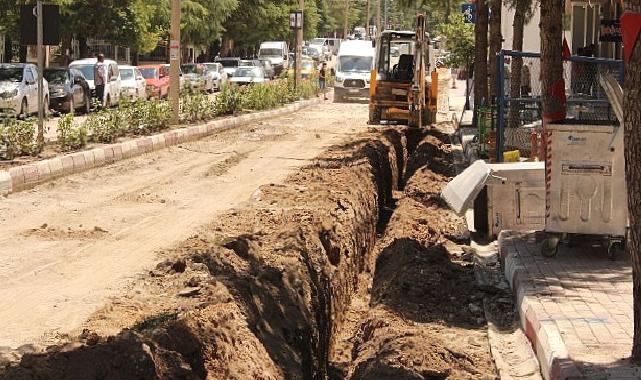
[306,45,326,62]
[138,64,170,99]
[239,59,261,67]
[258,41,289,76]
[118,65,147,101]
[259,59,275,80]
[203,62,227,91]
[69,58,121,107]
[215,57,241,78]
[0,63,50,117]
[181,63,212,93]
[230,67,267,86]
[44,67,91,114]
[287,59,316,79]
[160,64,185,91]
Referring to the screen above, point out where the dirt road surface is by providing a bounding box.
[0,100,365,348]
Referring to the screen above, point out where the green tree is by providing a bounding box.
[436,14,474,70]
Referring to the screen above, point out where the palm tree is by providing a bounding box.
[506,0,539,129]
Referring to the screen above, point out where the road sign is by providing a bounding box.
[290,10,303,29]
[20,4,59,45]
[461,4,476,24]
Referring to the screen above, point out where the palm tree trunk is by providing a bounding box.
[508,0,527,129]
[488,0,502,100]
[540,0,565,124]
[473,0,489,125]
[624,1,641,363]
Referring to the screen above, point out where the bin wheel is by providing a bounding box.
[541,235,560,258]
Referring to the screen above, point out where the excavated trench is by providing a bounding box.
[0,126,495,379]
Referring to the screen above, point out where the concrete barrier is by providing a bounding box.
[0,97,322,196]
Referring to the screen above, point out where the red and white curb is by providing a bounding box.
[0,98,322,196]
[498,231,583,380]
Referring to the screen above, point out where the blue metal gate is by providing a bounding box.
[495,50,624,161]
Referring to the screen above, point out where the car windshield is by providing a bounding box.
[182,64,202,74]
[234,68,262,78]
[259,48,281,57]
[70,64,94,80]
[43,69,69,84]
[204,64,217,72]
[0,67,24,82]
[338,56,373,72]
[217,60,238,68]
[310,39,325,45]
[139,68,158,79]
[308,46,321,54]
[302,61,314,70]
[120,69,134,80]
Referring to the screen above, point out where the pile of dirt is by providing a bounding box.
[332,131,496,380]
[0,128,407,379]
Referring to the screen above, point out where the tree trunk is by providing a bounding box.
[473,0,489,126]
[79,37,88,58]
[508,0,527,129]
[624,2,641,363]
[343,0,350,39]
[488,0,502,100]
[4,37,12,63]
[540,0,565,124]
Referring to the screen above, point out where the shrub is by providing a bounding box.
[0,115,38,159]
[57,113,88,151]
[216,84,244,115]
[181,93,215,123]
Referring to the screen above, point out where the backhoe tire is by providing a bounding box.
[369,106,381,125]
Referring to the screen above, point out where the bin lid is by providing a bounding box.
[441,160,491,216]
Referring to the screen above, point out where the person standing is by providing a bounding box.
[93,54,106,108]
[319,62,328,100]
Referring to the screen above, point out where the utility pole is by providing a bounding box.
[343,0,350,39]
[295,0,304,87]
[169,0,180,125]
[366,0,371,38]
[36,0,44,149]
[376,0,381,36]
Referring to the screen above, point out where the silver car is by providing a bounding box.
[0,63,50,117]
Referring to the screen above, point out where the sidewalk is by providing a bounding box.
[499,231,641,379]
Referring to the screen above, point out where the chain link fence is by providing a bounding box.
[495,50,623,160]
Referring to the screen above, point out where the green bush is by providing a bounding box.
[216,84,244,115]
[0,116,38,158]
[57,113,88,151]
[181,93,216,123]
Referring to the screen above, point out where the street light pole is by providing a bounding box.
[295,0,304,87]
[170,0,181,125]
[36,0,44,149]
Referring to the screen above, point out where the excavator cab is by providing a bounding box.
[369,15,433,127]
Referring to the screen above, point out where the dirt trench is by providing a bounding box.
[0,126,496,380]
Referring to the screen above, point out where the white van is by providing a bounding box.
[69,58,122,107]
[334,40,375,102]
[258,41,289,76]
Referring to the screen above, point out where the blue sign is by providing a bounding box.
[461,3,476,24]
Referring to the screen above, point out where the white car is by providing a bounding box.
[69,58,122,107]
[230,67,266,86]
[119,65,147,101]
[204,62,228,91]
[161,64,185,92]
[0,63,49,117]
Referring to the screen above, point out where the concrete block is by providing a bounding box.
[151,135,166,151]
[82,150,95,169]
[60,156,74,174]
[92,148,106,166]
[136,137,153,153]
[48,158,64,177]
[70,152,87,171]
[8,166,25,189]
[0,170,11,195]
[35,160,51,180]
[103,146,115,162]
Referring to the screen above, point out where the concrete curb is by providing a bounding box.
[0,97,322,196]
[498,231,584,380]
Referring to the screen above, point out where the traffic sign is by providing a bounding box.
[461,4,476,24]
[290,10,303,29]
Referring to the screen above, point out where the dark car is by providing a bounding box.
[44,68,91,114]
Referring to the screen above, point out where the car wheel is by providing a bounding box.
[19,98,27,119]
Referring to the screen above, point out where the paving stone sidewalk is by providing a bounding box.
[499,231,641,380]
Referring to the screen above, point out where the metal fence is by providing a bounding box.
[495,50,624,161]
